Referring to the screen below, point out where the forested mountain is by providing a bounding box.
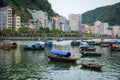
[0,0,57,22]
[82,2,120,26]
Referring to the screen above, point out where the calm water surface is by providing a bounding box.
[0,40,120,80]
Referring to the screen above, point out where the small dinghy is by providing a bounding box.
[81,62,103,69]
[80,51,102,57]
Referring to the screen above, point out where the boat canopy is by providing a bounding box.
[115,39,120,44]
[26,42,44,48]
[50,49,71,57]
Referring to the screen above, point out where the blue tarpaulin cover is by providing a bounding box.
[50,49,71,57]
[115,39,120,44]
[26,42,42,48]
[79,42,89,49]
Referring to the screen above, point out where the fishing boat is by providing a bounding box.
[81,62,103,69]
[48,55,78,63]
[0,40,17,49]
[48,49,79,63]
[80,51,102,57]
[110,43,120,51]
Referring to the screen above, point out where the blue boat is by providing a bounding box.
[24,42,45,50]
[79,42,89,49]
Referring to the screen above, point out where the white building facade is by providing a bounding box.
[69,14,81,32]
[13,14,21,31]
[112,26,120,37]
[94,21,109,35]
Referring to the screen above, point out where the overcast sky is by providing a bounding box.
[48,0,120,19]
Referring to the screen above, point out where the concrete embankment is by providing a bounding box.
[0,37,38,40]
[0,37,118,41]
[0,37,90,40]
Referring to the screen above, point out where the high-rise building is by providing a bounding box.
[13,14,21,31]
[53,16,60,29]
[94,21,108,35]
[94,21,101,34]
[59,16,70,32]
[68,14,82,32]
[99,23,108,35]
[0,6,12,30]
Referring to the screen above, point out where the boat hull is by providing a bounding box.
[80,48,96,51]
[24,46,45,50]
[80,51,102,57]
[81,62,103,69]
[48,55,78,63]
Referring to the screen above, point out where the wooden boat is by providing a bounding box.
[80,51,102,57]
[110,43,120,51]
[48,55,78,63]
[0,40,17,49]
[81,62,103,69]
[111,48,120,51]
[80,48,96,51]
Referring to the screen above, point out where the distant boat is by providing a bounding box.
[23,42,45,50]
[100,42,109,47]
[79,42,89,49]
[81,62,103,69]
[110,43,120,51]
[80,48,96,51]
[71,40,81,46]
[80,51,102,57]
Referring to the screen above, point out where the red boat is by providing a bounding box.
[0,40,17,50]
[48,55,78,63]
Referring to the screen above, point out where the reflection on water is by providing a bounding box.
[0,40,120,80]
[48,61,77,71]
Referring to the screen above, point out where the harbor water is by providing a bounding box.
[0,40,120,80]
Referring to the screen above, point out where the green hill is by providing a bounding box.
[0,0,57,22]
[82,2,120,26]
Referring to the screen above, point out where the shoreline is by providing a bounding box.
[0,37,119,41]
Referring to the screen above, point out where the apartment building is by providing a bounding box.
[28,9,48,29]
[69,14,82,32]
[13,14,21,31]
[53,16,60,29]
[59,16,70,32]
[0,6,12,30]
[94,21,108,35]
